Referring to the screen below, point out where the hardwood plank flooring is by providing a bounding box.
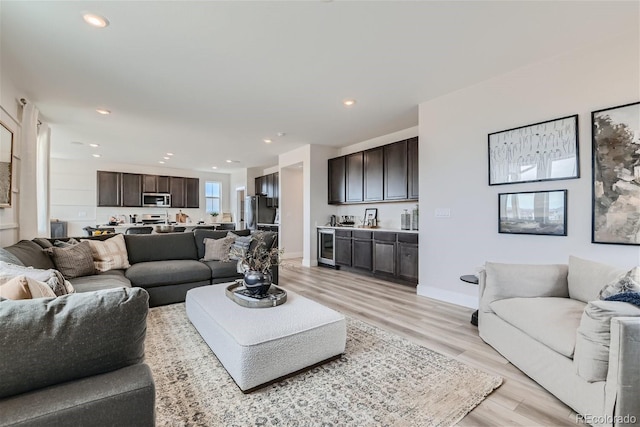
[278,260,579,426]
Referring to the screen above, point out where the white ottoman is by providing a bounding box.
[185,283,346,392]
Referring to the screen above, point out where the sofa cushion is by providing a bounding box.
[125,260,211,287]
[574,300,640,382]
[0,287,149,399]
[0,276,57,299]
[568,256,625,303]
[194,229,250,260]
[202,260,242,278]
[203,236,235,261]
[125,233,198,263]
[5,240,55,270]
[69,269,131,293]
[490,297,586,358]
[481,262,568,313]
[0,247,24,266]
[81,234,131,272]
[0,261,74,296]
[45,241,96,279]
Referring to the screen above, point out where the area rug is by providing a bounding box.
[145,303,502,426]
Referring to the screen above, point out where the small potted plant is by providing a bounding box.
[209,212,219,223]
[231,234,282,296]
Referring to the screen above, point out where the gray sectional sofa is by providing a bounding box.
[0,229,278,426]
[3,228,278,307]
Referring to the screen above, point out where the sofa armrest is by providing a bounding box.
[604,317,640,426]
[480,262,569,314]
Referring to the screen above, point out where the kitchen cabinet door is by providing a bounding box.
[122,173,142,207]
[346,152,363,203]
[185,177,199,208]
[373,241,396,275]
[352,238,373,271]
[407,137,419,200]
[97,171,121,207]
[328,156,346,204]
[335,237,352,267]
[364,147,384,202]
[397,242,418,284]
[142,174,157,193]
[157,176,170,193]
[384,140,408,200]
[170,176,186,208]
[273,172,279,207]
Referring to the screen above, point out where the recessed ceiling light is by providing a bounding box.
[212,166,218,170]
[343,99,356,107]
[166,152,174,156]
[71,141,84,145]
[226,160,232,163]
[159,161,165,164]
[89,143,100,148]
[163,156,170,160]
[92,154,101,158]
[96,108,111,115]
[264,139,272,144]
[276,132,286,137]
[83,13,109,28]
[225,159,240,164]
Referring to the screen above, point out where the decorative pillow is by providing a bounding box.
[203,236,235,262]
[0,261,74,296]
[598,267,640,300]
[0,247,25,266]
[227,232,252,260]
[81,234,130,272]
[53,238,79,248]
[46,241,96,279]
[0,276,57,300]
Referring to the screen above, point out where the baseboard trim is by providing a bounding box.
[417,285,478,309]
[282,252,303,259]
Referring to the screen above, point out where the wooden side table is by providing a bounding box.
[460,275,479,326]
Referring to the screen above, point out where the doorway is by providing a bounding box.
[236,187,245,230]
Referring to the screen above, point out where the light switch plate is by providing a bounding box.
[434,208,451,218]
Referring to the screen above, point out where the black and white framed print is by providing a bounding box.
[592,101,640,245]
[499,190,567,236]
[488,115,579,185]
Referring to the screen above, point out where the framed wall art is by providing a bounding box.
[592,101,640,245]
[498,190,567,236]
[0,120,13,208]
[488,115,579,185]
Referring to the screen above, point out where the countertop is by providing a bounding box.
[316,225,418,234]
[97,222,233,229]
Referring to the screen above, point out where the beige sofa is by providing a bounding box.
[478,256,640,427]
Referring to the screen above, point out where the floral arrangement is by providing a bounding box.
[231,234,282,274]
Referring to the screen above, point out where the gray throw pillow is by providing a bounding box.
[46,241,96,279]
[203,236,235,262]
[0,248,24,266]
[598,266,640,300]
[227,232,252,260]
[53,238,79,248]
[0,287,149,399]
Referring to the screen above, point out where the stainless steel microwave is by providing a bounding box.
[142,193,171,207]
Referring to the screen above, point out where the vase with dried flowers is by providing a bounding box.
[231,233,282,296]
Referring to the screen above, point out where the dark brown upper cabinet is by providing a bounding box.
[407,137,419,200]
[384,140,408,200]
[328,156,346,204]
[121,173,142,207]
[345,152,364,203]
[142,174,157,193]
[170,176,186,208]
[364,147,384,202]
[185,178,199,208]
[97,171,121,207]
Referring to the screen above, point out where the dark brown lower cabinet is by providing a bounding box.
[352,230,372,270]
[335,230,352,267]
[397,233,419,283]
[373,240,396,276]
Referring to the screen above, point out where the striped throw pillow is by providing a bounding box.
[82,234,131,272]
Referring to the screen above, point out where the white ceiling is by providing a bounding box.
[1,1,637,173]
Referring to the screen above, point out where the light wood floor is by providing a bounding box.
[278,260,579,426]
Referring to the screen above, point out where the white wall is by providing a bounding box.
[418,30,640,308]
[50,159,232,236]
[280,166,303,258]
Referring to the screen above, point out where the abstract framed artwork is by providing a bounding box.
[498,190,567,236]
[592,101,640,245]
[488,115,579,185]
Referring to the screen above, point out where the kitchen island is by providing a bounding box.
[96,222,236,234]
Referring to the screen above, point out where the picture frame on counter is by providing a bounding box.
[488,114,579,186]
[592,101,640,245]
[498,189,567,236]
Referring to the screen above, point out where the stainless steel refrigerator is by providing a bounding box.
[245,195,276,230]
